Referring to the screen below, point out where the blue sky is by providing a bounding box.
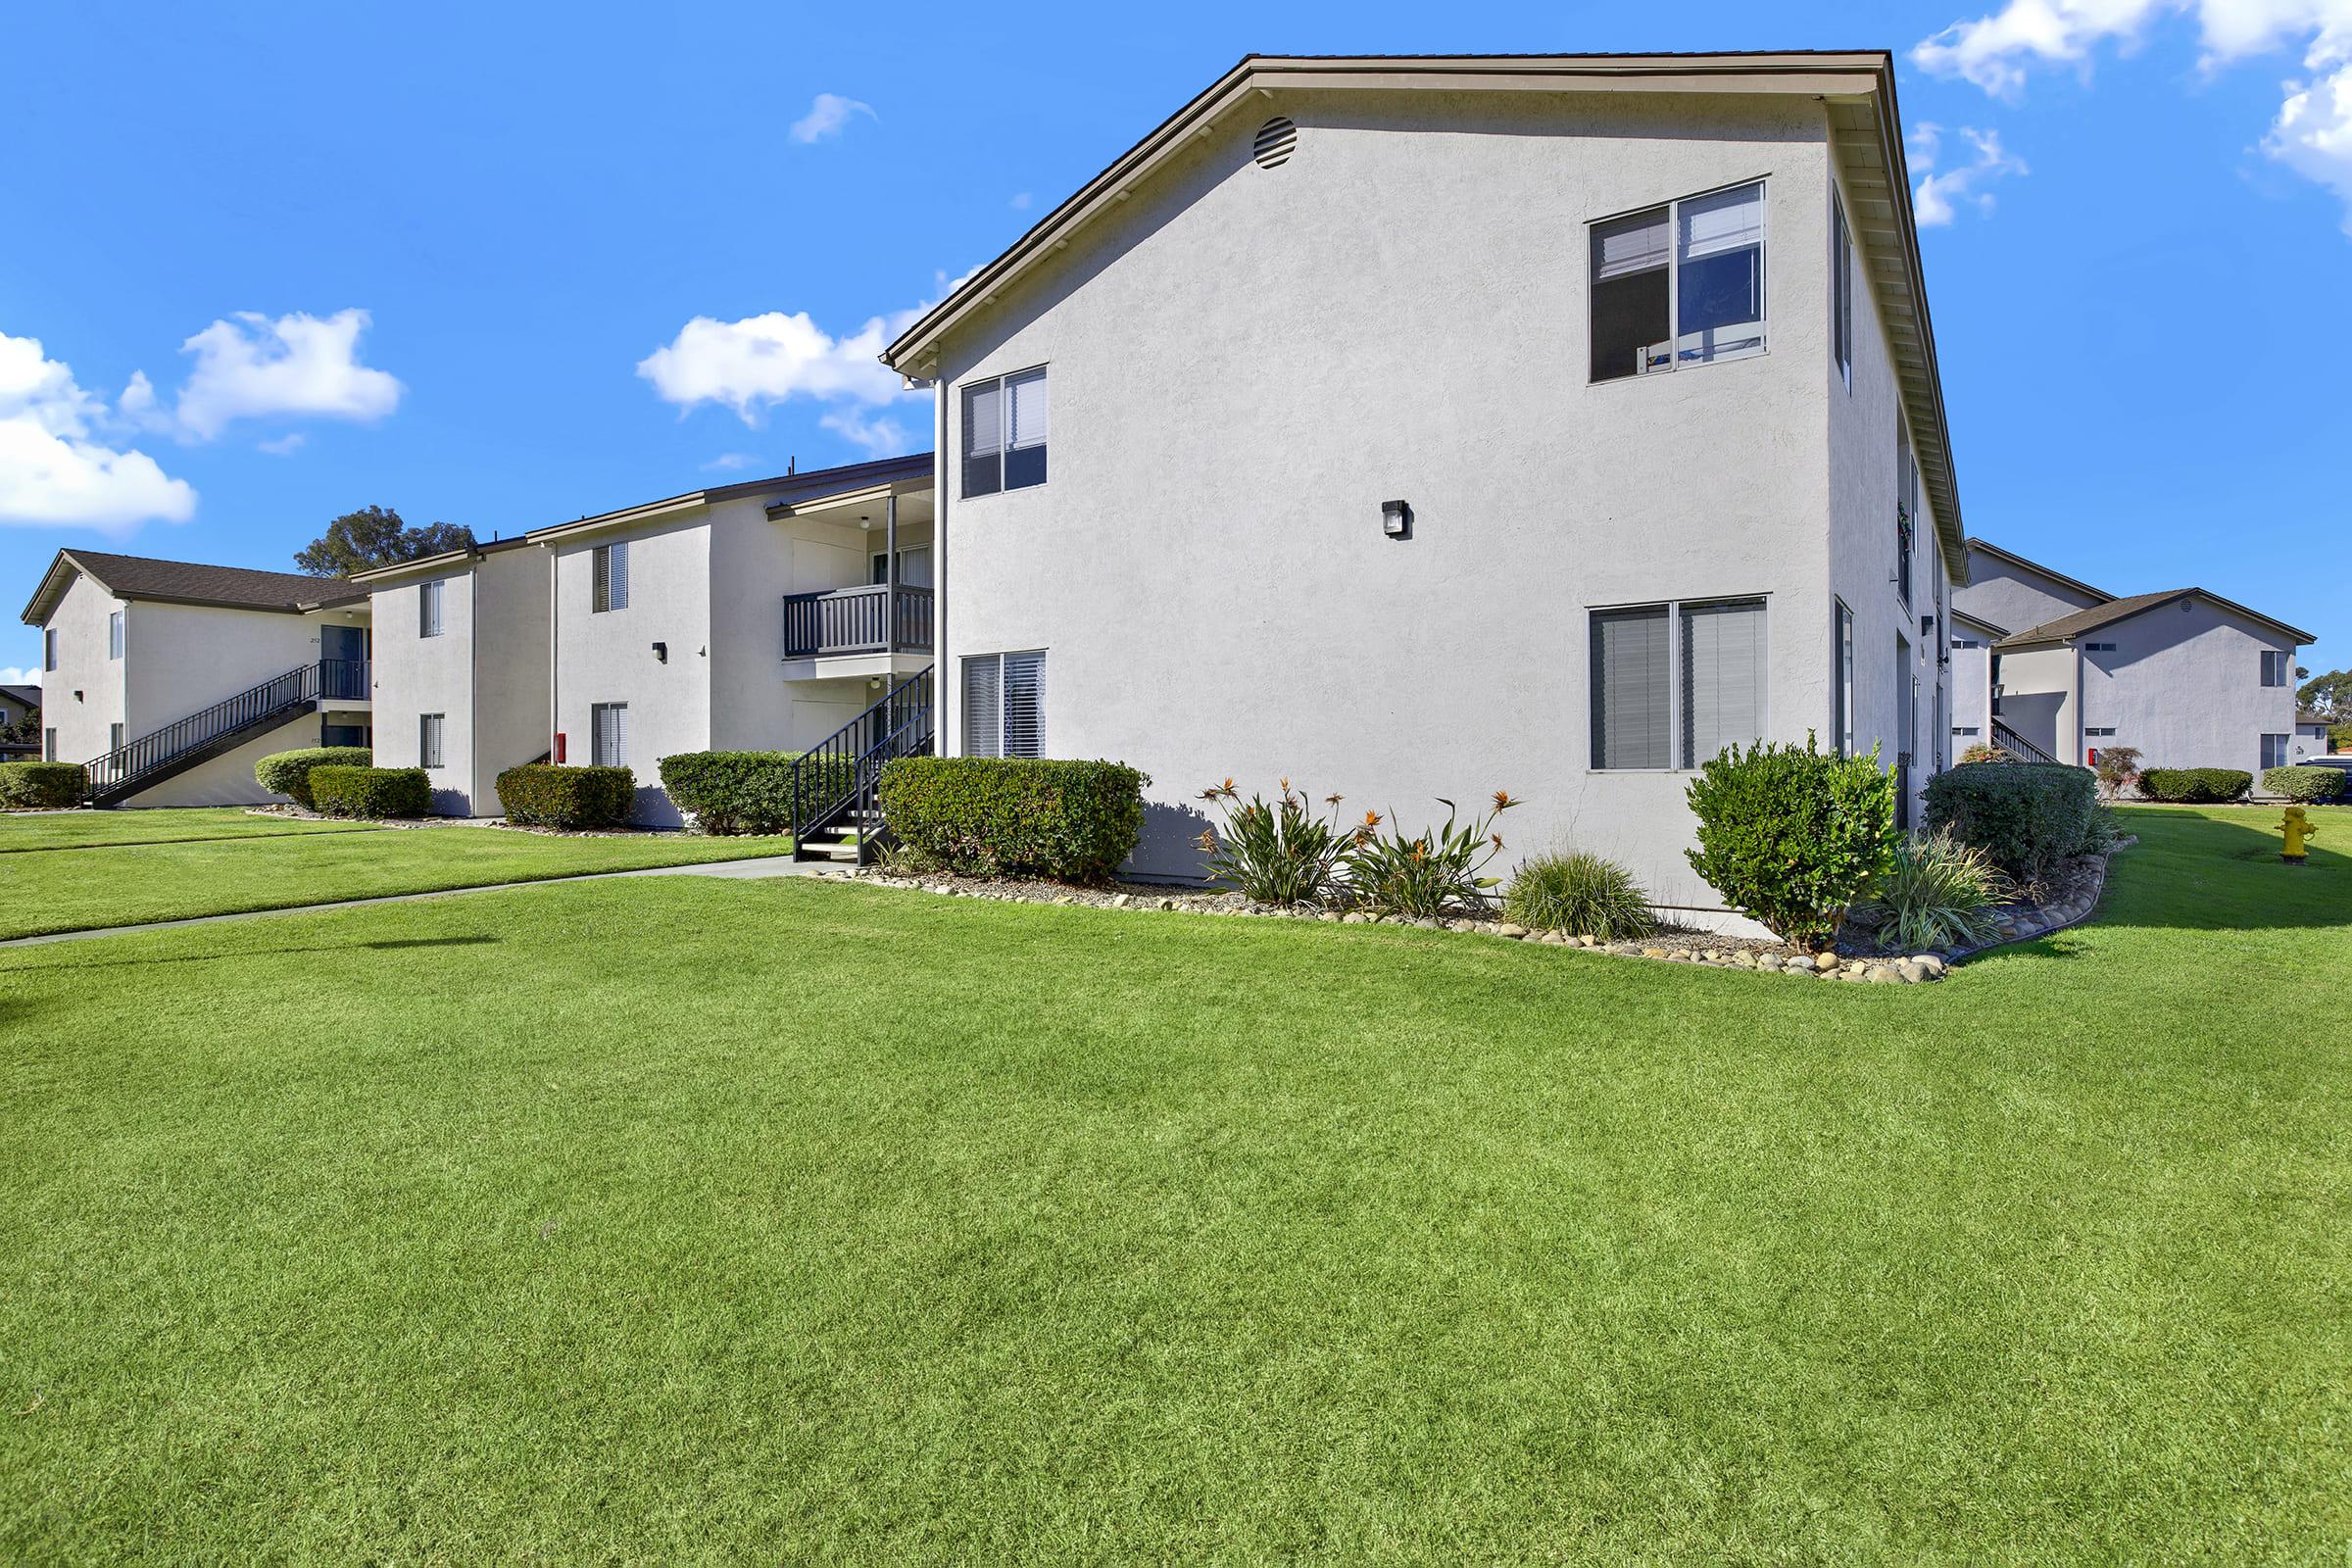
[5,0,2347,683]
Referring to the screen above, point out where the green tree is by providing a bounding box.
[294,506,474,577]
[2297,668,2352,724]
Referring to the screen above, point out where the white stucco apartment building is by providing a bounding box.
[875,51,1962,927]
[523,454,935,824]
[1951,537,2315,780]
[354,537,551,815]
[19,550,372,806]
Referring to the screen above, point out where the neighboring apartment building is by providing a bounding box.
[19,550,371,805]
[0,682,38,758]
[873,51,1963,929]
[1951,538,2315,781]
[354,537,551,815]
[527,454,935,824]
[2295,710,2335,760]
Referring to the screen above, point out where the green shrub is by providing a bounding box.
[2137,767,2251,804]
[1503,850,1654,940]
[2263,765,2346,803]
[1344,792,1520,918]
[255,746,372,808]
[878,758,1146,882]
[1922,761,2098,885]
[308,765,431,819]
[1195,776,1351,905]
[656,751,845,836]
[0,760,86,809]
[496,763,637,829]
[1684,735,1896,947]
[1851,830,2010,953]
[1959,742,2013,764]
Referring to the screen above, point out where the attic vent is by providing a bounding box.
[1251,116,1298,170]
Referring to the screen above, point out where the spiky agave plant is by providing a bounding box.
[1853,829,2011,952]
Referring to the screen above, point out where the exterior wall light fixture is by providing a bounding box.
[1382,499,1411,539]
[653,642,668,663]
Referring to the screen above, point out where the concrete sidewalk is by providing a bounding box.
[0,855,814,949]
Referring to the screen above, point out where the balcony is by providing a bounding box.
[782,584,934,662]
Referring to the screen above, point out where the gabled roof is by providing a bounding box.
[0,683,40,709]
[2301,710,2332,726]
[1951,607,2009,638]
[525,453,934,545]
[879,50,1966,566]
[345,534,538,586]
[1963,537,2112,604]
[21,549,362,626]
[1999,588,2317,650]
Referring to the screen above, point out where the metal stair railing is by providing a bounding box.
[1990,718,2062,766]
[788,665,933,861]
[82,661,322,800]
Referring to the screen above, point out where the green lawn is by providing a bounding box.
[0,806,378,854]
[0,806,2344,1562]
[0,816,794,939]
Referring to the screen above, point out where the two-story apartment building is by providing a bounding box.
[19,550,371,806]
[875,51,1962,927]
[524,454,935,824]
[1951,537,2315,780]
[353,537,550,815]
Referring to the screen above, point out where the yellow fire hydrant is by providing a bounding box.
[2277,805,2319,864]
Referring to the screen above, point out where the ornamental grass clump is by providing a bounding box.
[1684,734,1896,949]
[1343,791,1519,918]
[1502,850,1654,940]
[1196,777,1351,906]
[1852,830,2010,953]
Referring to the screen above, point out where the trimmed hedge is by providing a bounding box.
[657,750,855,836]
[878,758,1147,882]
[497,763,636,828]
[308,765,431,819]
[256,746,372,808]
[1682,736,1897,947]
[2137,766,2251,805]
[1923,760,2099,884]
[2264,764,2347,803]
[0,760,87,810]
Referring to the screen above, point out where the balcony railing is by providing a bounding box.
[320,658,370,702]
[782,584,933,660]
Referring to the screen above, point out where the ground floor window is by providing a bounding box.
[1953,725,1980,738]
[592,703,628,768]
[43,727,56,761]
[1589,597,1768,770]
[109,722,123,752]
[1835,601,1855,758]
[2085,726,2117,739]
[321,721,369,749]
[2261,733,2289,769]
[420,713,445,769]
[962,651,1044,759]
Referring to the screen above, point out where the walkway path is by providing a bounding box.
[0,856,815,949]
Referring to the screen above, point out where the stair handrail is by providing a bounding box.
[1990,718,2062,766]
[82,661,321,797]
[788,665,933,854]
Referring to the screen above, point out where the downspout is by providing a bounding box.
[467,556,481,813]
[547,546,561,765]
[931,376,949,757]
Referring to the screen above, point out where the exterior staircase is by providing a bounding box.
[82,659,364,807]
[789,666,933,864]
[1990,717,2061,766]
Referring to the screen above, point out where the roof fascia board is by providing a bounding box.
[764,477,930,518]
[348,546,482,584]
[526,493,710,546]
[1964,538,2113,603]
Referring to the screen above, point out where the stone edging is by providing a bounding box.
[1936,835,2133,961]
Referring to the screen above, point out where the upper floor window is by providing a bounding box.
[1896,423,1918,609]
[43,628,57,672]
[1590,180,1766,383]
[1832,188,1853,389]
[962,368,1048,498]
[2261,650,2289,687]
[593,543,629,613]
[108,611,123,660]
[419,579,445,638]
[2084,641,2117,654]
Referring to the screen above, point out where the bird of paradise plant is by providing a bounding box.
[1343,791,1521,918]
[1195,776,1353,905]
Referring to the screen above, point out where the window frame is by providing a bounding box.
[2261,733,2290,769]
[1835,599,1856,760]
[2260,649,2288,688]
[1831,185,1853,390]
[959,365,1050,500]
[109,721,124,752]
[108,611,123,660]
[43,628,57,672]
[43,727,57,762]
[592,542,630,613]
[419,712,445,769]
[960,649,1047,759]
[419,579,445,639]
[1587,176,1771,386]
[590,702,628,767]
[1586,594,1772,773]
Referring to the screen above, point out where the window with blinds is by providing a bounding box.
[2261,650,2289,687]
[1682,600,1768,768]
[1591,608,1671,769]
[593,542,629,612]
[961,368,1048,497]
[419,712,445,769]
[962,651,1045,759]
[419,579,445,638]
[591,702,628,767]
[1590,180,1767,383]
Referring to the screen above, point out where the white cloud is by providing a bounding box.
[789,92,874,144]
[0,667,41,687]
[131,309,404,442]
[701,452,758,471]
[1009,191,1034,211]
[638,273,967,455]
[1915,0,2352,229]
[0,330,197,532]
[1909,122,2031,223]
[257,432,308,456]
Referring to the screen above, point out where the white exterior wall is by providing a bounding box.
[932,88,1937,926]
[1955,550,2103,639]
[124,713,318,807]
[124,602,325,739]
[471,546,553,808]
[1949,635,1994,745]
[2076,601,2300,778]
[1995,645,2078,761]
[370,547,552,815]
[39,572,126,763]
[2295,721,2332,761]
[550,514,712,825]
[710,499,873,753]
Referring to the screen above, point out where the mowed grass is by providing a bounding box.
[0,817,795,939]
[0,806,377,854]
[0,806,2344,1562]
